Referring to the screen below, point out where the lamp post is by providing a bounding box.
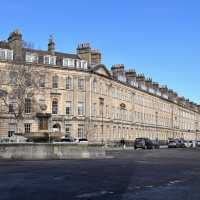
[155,111,158,140]
[195,121,198,143]
[99,97,104,145]
[120,103,126,148]
[0,89,7,138]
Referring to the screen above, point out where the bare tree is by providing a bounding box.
[0,52,47,135]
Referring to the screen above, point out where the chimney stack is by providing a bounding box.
[145,78,152,88]
[48,35,55,55]
[152,82,159,90]
[77,43,101,66]
[125,69,137,84]
[8,29,23,61]
[111,64,125,80]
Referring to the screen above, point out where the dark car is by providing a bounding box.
[134,138,159,150]
[61,138,74,142]
[168,139,185,148]
[78,138,88,144]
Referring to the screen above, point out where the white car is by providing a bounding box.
[184,140,193,148]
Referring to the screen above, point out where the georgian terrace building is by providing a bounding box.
[0,30,200,143]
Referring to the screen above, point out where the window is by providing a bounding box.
[81,60,87,69]
[78,102,84,115]
[25,98,31,114]
[63,58,74,67]
[0,49,6,60]
[39,118,48,130]
[63,58,68,67]
[24,123,31,133]
[66,77,72,90]
[106,105,109,118]
[65,124,72,136]
[44,55,56,65]
[53,123,61,132]
[52,75,58,88]
[8,131,14,137]
[68,59,74,67]
[92,79,97,92]
[26,52,38,63]
[7,50,13,60]
[39,75,45,88]
[92,103,96,116]
[8,124,16,137]
[66,101,72,115]
[9,104,14,113]
[9,71,17,84]
[78,125,85,139]
[0,48,13,60]
[52,99,58,114]
[25,72,32,87]
[78,78,84,90]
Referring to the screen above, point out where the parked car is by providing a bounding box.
[168,139,185,148]
[196,141,200,147]
[59,136,78,143]
[134,138,159,150]
[184,140,193,148]
[78,138,88,144]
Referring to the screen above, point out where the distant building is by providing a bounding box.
[0,30,199,142]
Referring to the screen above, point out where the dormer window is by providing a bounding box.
[0,48,13,60]
[26,52,38,63]
[62,58,74,67]
[80,60,87,69]
[44,55,56,65]
[63,58,69,67]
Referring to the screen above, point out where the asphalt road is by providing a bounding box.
[0,148,200,200]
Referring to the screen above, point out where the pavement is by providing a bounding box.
[0,148,200,200]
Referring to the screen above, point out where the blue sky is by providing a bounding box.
[0,0,200,103]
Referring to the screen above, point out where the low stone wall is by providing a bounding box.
[0,143,105,160]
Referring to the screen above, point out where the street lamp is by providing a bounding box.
[155,111,158,140]
[0,89,7,138]
[120,103,126,138]
[99,97,104,145]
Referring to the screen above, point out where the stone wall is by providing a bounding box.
[0,143,105,160]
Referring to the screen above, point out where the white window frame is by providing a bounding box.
[66,101,72,115]
[0,48,13,60]
[44,55,56,65]
[26,52,38,63]
[78,102,84,115]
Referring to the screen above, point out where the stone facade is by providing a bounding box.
[0,30,200,143]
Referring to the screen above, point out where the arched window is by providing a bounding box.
[92,79,97,92]
[53,123,61,132]
[52,99,58,114]
[52,75,58,88]
[66,77,72,90]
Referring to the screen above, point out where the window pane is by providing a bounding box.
[66,77,72,89]
[52,99,58,114]
[52,75,58,88]
[78,79,84,90]
[25,98,31,114]
[78,102,84,115]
